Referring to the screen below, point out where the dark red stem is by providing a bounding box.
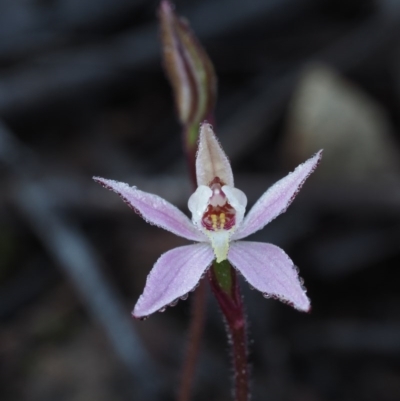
[208,265,250,401]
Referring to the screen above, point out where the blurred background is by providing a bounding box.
[1,0,400,400]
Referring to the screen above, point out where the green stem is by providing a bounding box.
[209,261,250,401]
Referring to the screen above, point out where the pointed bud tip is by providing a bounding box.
[159,0,173,15]
[159,3,217,131]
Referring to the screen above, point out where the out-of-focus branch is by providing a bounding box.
[0,0,148,63]
[0,0,314,116]
[0,122,162,398]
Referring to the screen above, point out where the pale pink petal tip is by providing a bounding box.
[93,176,206,242]
[228,241,310,312]
[132,243,214,318]
[196,123,234,187]
[232,150,322,241]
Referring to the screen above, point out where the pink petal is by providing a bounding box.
[133,243,214,318]
[196,123,234,187]
[94,177,206,242]
[232,151,322,240]
[228,241,310,311]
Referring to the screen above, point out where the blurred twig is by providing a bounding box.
[0,0,147,62]
[178,280,207,401]
[0,0,314,116]
[0,121,162,398]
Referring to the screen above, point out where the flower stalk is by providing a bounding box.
[209,261,249,401]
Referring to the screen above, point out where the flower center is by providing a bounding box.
[201,178,235,231]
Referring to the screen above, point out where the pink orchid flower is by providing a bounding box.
[94,123,322,318]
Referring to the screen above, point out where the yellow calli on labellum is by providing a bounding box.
[94,123,322,318]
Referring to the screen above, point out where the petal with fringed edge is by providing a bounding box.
[228,241,310,311]
[133,243,214,318]
[232,151,322,240]
[93,177,206,242]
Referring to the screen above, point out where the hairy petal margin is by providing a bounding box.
[133,243,214,317]
[93,177,206,242]
[232,151,322,240]
[228,241,310,311]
